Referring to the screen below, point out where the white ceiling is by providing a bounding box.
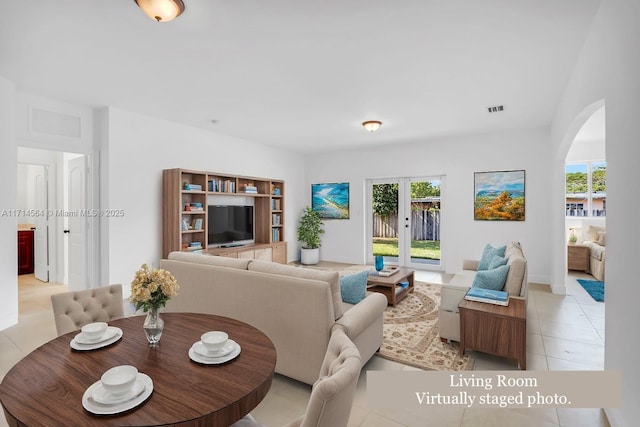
[0,0,601,154]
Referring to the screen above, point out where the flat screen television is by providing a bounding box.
[207,205,254,247]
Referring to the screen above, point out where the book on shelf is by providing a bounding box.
[192,218,203,230]
[464,287,509,306]
[183,183,202,191]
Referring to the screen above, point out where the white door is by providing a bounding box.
[68,156,88,291]
[33,165,49,282]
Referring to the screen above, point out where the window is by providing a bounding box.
[565,161,606,217]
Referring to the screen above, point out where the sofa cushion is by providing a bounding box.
[471,264,510,291]
[167,251,251,269]
[597,231,606,246]
[586,225,605,242]
[488,255,508,269]
[339,270,368,304]
[248,261,343,319]
[504,256,526,296]
[477,244,507,271]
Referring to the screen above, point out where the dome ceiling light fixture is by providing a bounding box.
[362,120,382,133]
[134,0,185,22]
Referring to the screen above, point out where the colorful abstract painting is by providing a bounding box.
[474,170,525,221]
[312,182,350,219]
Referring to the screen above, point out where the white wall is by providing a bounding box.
[0,76,17,330]
[549,0,640,424]
[305,127,551,285]
[100,108,307,296]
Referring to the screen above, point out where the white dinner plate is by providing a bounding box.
[193,340,235,358]
[71,327,123,351]
[74,326,120,345]
[82,373,153,415]
[189,339,241,364]
[91,377,146,405]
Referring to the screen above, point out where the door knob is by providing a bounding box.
[63,229,70,234]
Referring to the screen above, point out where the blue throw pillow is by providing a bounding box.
[477,244,507,271]
[472,264,510,291]
[340,270,369,304]
[488,255,508,270]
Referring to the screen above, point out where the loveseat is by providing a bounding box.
[439,242,528,342]
[160,252,387,385]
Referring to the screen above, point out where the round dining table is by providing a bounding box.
[0,312,277,426]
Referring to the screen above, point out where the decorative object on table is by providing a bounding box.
[311,182,350,219]
[297,206,324,265]
[576,279,605,302]
[464,287,510,306]
[189,339,241,364]
[130,264,180,346]
[380,281,474,371]
[71,326,123,351]
[82,372,153,415]
[474,170,525,221]
[374,255,384,271]
[568,227,578,244]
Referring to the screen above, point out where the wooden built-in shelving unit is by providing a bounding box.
[162,168,286,263]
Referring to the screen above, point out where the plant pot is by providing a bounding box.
[300,248,320,265]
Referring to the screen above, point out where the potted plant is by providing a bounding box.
[568,228,578,245]
[297,206,324,265]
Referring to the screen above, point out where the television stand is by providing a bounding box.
[221,243,246,248]
[206,242,287,264]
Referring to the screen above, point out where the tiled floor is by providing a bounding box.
[0,271,610,427]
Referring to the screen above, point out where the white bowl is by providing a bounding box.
[201,331,228,353]
[81,322,108,340]
[100,365,138,396]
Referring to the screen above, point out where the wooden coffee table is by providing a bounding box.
[367,267,414,305]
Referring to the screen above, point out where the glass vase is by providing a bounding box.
[375,255,384,271]
[143,307,164,346]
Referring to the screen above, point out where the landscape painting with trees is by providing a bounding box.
[474,170,525,221]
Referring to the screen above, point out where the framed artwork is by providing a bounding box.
[311,182,350,219]
[474,170,525,221]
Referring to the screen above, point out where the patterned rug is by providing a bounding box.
[379,281,474,371]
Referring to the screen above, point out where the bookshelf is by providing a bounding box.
[162,169,286,263]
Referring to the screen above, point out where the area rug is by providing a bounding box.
[379,282,474,371]
[576,279,605,302]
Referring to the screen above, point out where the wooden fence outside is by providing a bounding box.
[373,209,441,241]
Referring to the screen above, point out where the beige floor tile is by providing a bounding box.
[372,404,465,427]
[461,407,559,427]
[542,337,604,367]
[357,412,407,427]
[546,356,604,371]
[527,333,545,356]
[557,408,610,427]
[526,352,549,371]
[539,320,604,345]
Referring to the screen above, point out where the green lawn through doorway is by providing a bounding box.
[372,237,441,260]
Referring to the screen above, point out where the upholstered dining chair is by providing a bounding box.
[50,284,125,336]
[232,328,362,427]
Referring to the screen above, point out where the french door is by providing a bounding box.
[367,176,443,270]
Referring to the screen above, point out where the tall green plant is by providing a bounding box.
[297,206,324,249]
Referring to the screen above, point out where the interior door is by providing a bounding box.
[68,156,88,291]
[33,165,49,282]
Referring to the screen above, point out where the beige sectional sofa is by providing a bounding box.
[160,252,387,385]
[438,242,528,342]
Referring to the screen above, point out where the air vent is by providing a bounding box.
[487,105,505,113]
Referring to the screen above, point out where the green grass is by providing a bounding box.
[372,237,441,260]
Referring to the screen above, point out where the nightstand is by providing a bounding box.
[568,244,590,273]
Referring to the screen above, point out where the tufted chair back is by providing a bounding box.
[295,328,361,427]
[50,284,124,336]
[231,328,361,427]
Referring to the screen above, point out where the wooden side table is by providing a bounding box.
[458,297,526,369]
[567,244,590,273]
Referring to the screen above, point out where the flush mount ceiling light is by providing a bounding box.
[134,0,185,22]
[362,120,382,132]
